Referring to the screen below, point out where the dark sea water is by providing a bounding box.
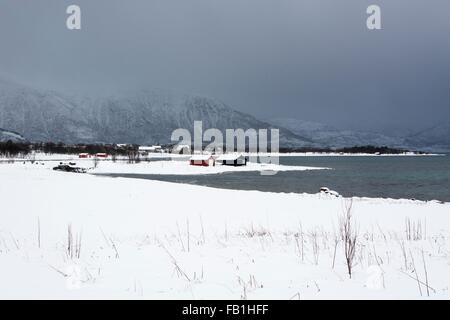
[102,156,450,202]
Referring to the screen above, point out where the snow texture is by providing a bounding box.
[0,160,449,299]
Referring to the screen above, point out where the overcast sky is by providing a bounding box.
[0,0,449,133]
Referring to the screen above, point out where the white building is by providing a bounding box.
[172,144,191,154]
[216,153,247,166]
[138,145,162,155]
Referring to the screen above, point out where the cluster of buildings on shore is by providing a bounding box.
[78,152,108,158]
[189,153,248,167]
[77,145,167,159]
[78,144,248,167]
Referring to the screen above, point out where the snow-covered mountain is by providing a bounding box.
[1,80,449,152]
[403,124,450,153]
[269,118,450,153]
[269,118,405,149]
[0,79,88,143]
[0,80,312,147]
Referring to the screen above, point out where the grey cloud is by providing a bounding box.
[0,0,449,133]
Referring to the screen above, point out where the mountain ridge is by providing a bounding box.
[0,81,313,147]
[1,80,449,152]
[269,118,450,153]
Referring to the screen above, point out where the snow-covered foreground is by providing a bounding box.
[0,163,449,299]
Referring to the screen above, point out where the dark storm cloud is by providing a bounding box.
[0,0,449,132]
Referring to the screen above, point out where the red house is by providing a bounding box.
[95,153,108,158]
[189,154,215,167]
[78,153,90,158]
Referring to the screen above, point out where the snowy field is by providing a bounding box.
[0,161,449,299]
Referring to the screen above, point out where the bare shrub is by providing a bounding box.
[127,151,139,164]
[67,224,82,259]
[37,217,41,248]
[308,230,320,265]
[237,274,262,300]
[332,233,339,269]
[93,156,99,168]
[405,217,425,241]
[421,249,430,297]
[199,215,206,245]
[158,240,191,282]
[176,222,186,251]
[240,223,270,238]
[398,240,409,270]
[186,218,190,252]
[100,228,120,259]
[294,230,305,262]
[339,200,358,278]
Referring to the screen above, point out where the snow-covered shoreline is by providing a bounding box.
[255,152,444,157]
[91,160,328,175]
[0,162,449,299]
[0,151,444,164]
[0,154,330,175]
